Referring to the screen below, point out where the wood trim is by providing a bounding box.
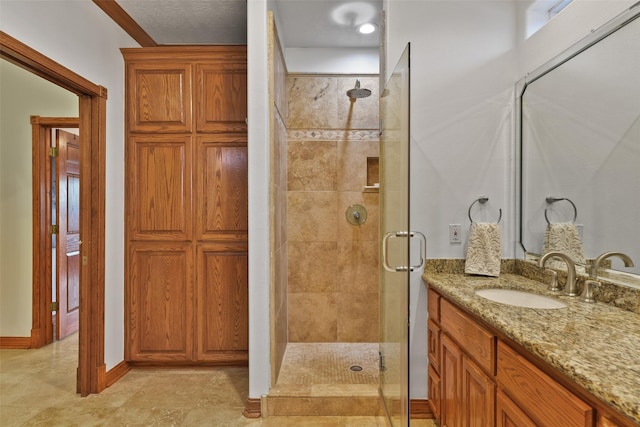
[2,32,107,396]
[121,45,247,62]
[0,337,31,349]
[410,399,434,419]
[92,0,157,47]
[106,361,131,388]
[243,397,262,419]
[0,31,103,96]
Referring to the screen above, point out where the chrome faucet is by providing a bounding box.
[538,251,579,296]
[589,252,635,278]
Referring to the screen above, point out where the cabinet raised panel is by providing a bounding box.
[196,244,248,362]
[195,136,248,240]
[128,244,194,362]
[128,64,192,133]
[128,136,192,241]
[196,64,247,133]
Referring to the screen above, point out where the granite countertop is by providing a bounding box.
[423,271,640,424]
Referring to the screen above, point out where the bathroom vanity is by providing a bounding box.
[423,268,640,427]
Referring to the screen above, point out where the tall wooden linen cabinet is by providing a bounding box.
[122,47,248,365]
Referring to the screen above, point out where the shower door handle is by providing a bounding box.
[382,231,427,272]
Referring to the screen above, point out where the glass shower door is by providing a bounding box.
[379,44,411,427]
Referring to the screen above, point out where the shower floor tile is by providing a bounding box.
[277,343,379,386]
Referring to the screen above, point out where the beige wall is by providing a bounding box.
[0,60,78,337]
[286,75,380,343]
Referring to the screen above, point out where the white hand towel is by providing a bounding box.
[464,222,502,277]
[542,222,586,265]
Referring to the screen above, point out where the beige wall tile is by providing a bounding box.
[337,292,379,342]
[287,76,338,129]
[338,77,379,130]
[337,241,379,294]
[288,241,337,293]
[337,192,379,243]
[288,293,337,342]
[288,191,338,242]
[288,140,337,191]
[337,139,379,191]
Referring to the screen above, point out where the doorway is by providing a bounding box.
[1,31,107,395]
[30,119,81,344]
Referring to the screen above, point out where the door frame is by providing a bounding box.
[1,31,107,396]
[31,117,80,345]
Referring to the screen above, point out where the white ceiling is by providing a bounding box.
[117,0,382,48]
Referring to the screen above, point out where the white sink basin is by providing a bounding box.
[475,288,567,309]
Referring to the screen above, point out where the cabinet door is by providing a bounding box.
[127,63,192,133]
[441,334,462,427]
[194,136,248,241]
[196,243,248,363]
[127,243,194,362]
[127,135,192,241]
[195,63,247,133]
[462,355,495,427]
[428,318,441,370]
[496,389,537,427]
[428,364,441,420]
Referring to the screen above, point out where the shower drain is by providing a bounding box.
[349,365,363,372]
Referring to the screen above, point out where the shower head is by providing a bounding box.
[346,80,372,99]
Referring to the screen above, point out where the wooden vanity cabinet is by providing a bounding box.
[439,298,496,427]
[123,47,248,365]
[428,286,614,427]
[427,288,441,419]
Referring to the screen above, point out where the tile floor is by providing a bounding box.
[0,334,435,426]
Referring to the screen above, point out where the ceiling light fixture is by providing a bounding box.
[358,23,376,34]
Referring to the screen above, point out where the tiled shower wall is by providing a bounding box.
[286,75,380,343]
[270,17,288,383]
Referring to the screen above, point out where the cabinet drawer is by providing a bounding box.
[427,318,440,370]
[428,287,440,322]
[497,341,593,427]
[441,299,495,374]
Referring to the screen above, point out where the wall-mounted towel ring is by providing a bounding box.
[468,196,502,224]
[545,197,577,224]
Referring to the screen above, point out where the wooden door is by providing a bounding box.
[55,129,80,339]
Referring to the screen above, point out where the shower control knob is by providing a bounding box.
[345,204,367,226]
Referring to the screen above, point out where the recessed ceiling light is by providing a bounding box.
[358,23,376,34]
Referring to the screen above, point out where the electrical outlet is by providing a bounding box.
[576,224,584,240]
[449,224,462,243]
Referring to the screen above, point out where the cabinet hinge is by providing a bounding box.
[49,147,58,157]
[51,301,59,312]
[50,224,59,234]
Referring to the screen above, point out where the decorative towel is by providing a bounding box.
[464,222,502,277]
[541,222,585,266]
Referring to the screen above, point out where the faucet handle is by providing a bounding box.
[545,269,561,292]
[581,279,599,303]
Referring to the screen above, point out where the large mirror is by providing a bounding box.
[519,6,640,280]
